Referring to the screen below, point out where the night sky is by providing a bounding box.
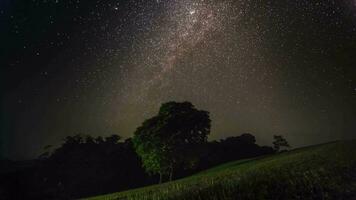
[1,0,355,159]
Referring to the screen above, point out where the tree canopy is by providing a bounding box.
[133,101,211,182]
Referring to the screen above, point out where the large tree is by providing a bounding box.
[133,101,211,183]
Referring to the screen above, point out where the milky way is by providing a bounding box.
[1,0,356,159]
[123,0,230,101]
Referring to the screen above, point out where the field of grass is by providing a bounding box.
[84,140,356,200]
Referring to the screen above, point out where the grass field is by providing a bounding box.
[84,140,356,200]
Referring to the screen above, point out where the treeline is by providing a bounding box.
[1,133,275,199]
[1,102,289,199]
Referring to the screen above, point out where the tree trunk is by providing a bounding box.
[169,165,174,181]
[159,172,163,184]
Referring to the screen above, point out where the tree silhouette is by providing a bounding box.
[273,135,290,152]
[1,132,275,199]
[133,101,211,183]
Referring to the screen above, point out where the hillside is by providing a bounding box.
[84,140,356,200]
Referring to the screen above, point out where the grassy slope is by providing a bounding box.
[84,140,356,200]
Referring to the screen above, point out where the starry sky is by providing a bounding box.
[1,0,356,159]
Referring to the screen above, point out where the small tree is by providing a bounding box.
[273,135,290,152]
[133,101,211,183]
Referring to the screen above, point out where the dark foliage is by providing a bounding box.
[1,133,274,199]
[273,135,291,152]
[194,133,275,171]
[0,135,155,199]
[133,101,211,183]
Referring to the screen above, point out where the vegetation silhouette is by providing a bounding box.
[0,101,276,199]
[133,101,211,183]
[273,135,291,152]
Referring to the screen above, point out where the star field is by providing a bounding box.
[1,0,355,159]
